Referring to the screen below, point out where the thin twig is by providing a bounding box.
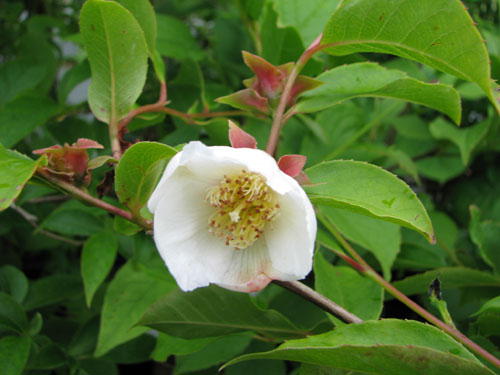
[10,204,83,246]
[36,171,144,228]
[273,280,363,324]
[27,195,70,204]
[318,212,500,370]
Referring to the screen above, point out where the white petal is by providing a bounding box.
[152,171,215,290]
[265,186,316,280]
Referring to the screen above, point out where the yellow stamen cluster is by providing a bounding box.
[206,170,280,250]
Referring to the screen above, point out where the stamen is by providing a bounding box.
[206,171,279,250]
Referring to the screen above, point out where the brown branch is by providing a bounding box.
[273,280,364,324]
[37,171,136,225]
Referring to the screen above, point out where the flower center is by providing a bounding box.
[206,170,280,250]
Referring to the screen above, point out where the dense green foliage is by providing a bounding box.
[0,0,499,374]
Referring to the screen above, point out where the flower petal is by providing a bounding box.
[265,186,316,279]
[148,141,317,292]
[153,171,276,291]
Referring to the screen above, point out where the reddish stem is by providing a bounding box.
[266,33,325,156]
[321,214,500,370]
[37,170,139,226]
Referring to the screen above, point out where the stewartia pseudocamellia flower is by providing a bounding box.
[147,141,316,292]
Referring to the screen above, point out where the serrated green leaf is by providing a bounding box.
[430,117,490,165]
[0,145,41,211]
[81,232,118,306]
[80,0,149,123]
[95,261,177,357]
[140,285,307,340]
[115,142,177,216]
[390,267,500,299]
[296,63,461,124]
[0,335,31,375]
[0,265,29,303]
[321,0,496,108]
[319,206,401,280]
[314,253,383,324]
[304,160,434,242]
[223,320,492,375]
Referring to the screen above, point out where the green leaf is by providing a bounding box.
[300,363,364,375]
[115,0,156,55]
[260,3,305,65]
[105,334,156,364]
[151,333,216,362]
[115,141,177,216]
[304,160,434,242]
[314,253,383,323]
[80,0,149,124]
[115,0,164,82]
[113,215,142,236]
[0,145,41,211]
[273,0,341,45]
[25,343,66,370]
[156,14,204,61]
[0,265,29,303]
[223,320,492,375]
[79,359,118,375]
[40,209,104,236]
[140,285,307,340]
[23,274,82,311]
[390,267,500,298]
[416,153,465,184]
[0,292,29,334]
[0,335,31,375]
[321,0,495,105]
[430,117,490,165]
[469,206,500,273]
[473,296,500,317]
[95,261,177,357]
[318,206,401,280]
[29,313,43,336]
[296,62,461,124]
[57,60,91,104]
[0,95,59,148]
[0,58,45,107]
[81,232,118,306]
[175,332,253,374]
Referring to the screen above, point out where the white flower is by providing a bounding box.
[147,141,317,292]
